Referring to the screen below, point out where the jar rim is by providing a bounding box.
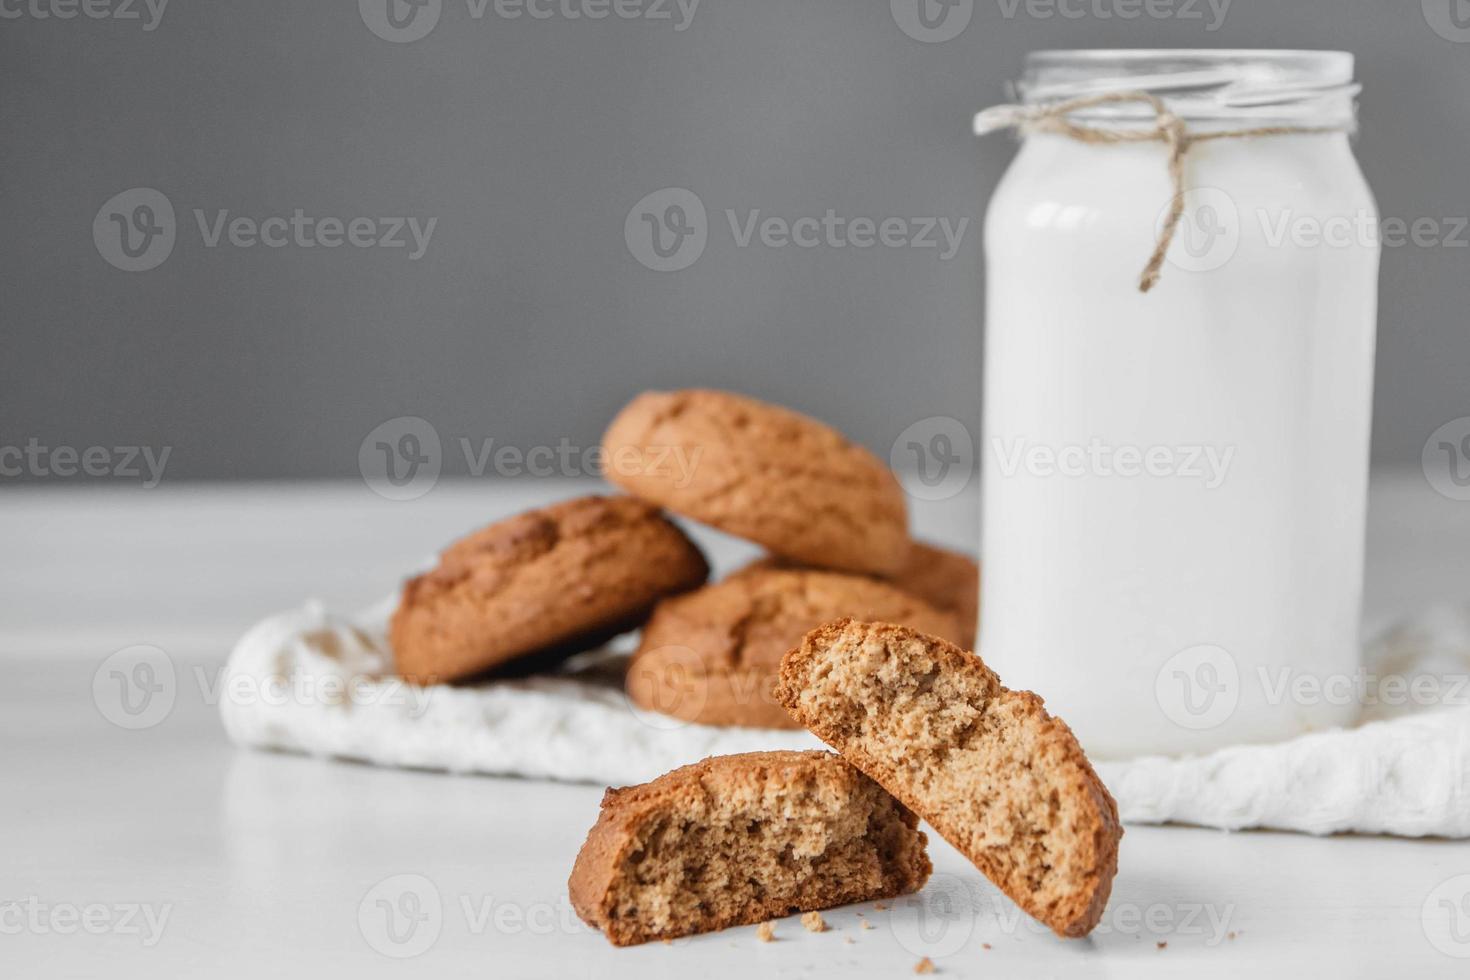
[1014,49,1358,127]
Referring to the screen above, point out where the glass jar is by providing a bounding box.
[977,50,1379,758]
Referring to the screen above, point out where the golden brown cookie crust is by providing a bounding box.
[627,567,965,729]
[390,495,708,683]
[890,542,981,648]
[736,539,981,648]
[601,389,908,576]
[568,750,932,946]
[775,620,1121,939]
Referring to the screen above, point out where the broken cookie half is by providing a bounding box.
[568,750,932,946]
[775,619,1122,939]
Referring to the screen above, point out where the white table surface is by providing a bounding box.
[5,472,1470,978]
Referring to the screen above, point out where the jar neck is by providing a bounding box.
[1014,50,1360,132]
[1022,94,1359,134]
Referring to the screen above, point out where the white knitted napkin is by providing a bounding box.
[220,597,1470,838]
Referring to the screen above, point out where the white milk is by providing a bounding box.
[978,51,1379,758]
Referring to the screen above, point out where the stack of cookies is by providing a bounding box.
[384,392,1122,949]
[390,387,980,731]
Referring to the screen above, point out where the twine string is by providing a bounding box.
[977,91,1344,293]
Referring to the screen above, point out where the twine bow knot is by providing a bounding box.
[975,91,1342,293]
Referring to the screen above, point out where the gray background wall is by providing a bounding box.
[3,0,1467,480]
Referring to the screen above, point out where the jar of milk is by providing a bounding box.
[976,50,1379,758]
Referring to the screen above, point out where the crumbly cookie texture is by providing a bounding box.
[601,389,909,576]
[390,495,708,683]
[568,750,932,946]
[774,620,1121,939]
[627,567,964,729]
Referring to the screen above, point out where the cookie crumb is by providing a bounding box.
[914,957,935,974]
[756,921,775,943]
[981,942,992,950]
[1227,931,1238,940]
[874,902,888,911]
[1156,941,1167,950]
[801,911,827,933]
[860,920,874,931]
